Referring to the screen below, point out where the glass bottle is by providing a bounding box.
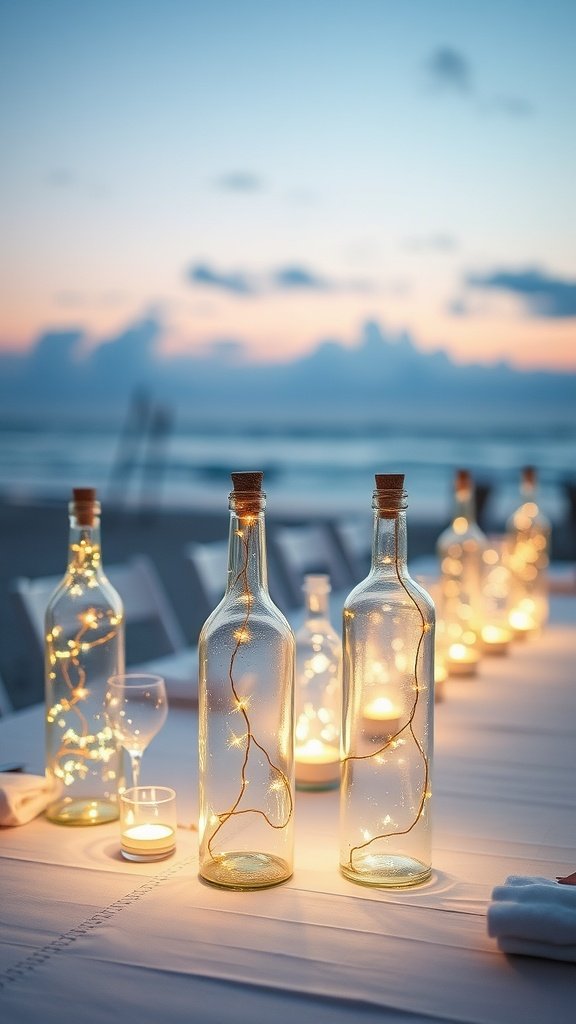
[437,469,486,677]
[340,474,434,888]
[294,574,341,791]
[45,488,125,824]
[506,466,550,636]
[198,471,294,890]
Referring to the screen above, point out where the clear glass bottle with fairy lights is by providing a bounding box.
[437,469,486,677]
[506,466,551,636]
[45,488,124,825]
[340,474,434,888]
[294,574,341,792]
[198,472,294,890]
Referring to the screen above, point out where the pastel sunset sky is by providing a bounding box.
[1,0,575,370]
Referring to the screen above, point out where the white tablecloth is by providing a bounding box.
[1,595,575,1024]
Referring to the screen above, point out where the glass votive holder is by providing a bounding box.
[120,786,176,862]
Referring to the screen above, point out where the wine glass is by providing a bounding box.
[105,673,168,788]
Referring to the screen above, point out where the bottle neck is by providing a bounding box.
[304,589,330,618]
[452,489,476,527]
[226,507,268,596]
[371,510,408,572]
[67,515,103,574]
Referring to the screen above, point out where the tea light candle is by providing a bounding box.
[295,739,340,789]
[509,608,537,638]
[447,643,479,677]
[482,624,512,655]
[119,785,177,862]
[121,823,176,860]
[362,696,402,740]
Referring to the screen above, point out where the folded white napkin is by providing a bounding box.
[0,772,58,826]
[487,875,576,962]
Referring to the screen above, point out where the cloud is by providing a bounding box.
[188,263,256,295]
[187,262,368,296]
[213,172,264,192]
[466,268,576,318]
[272,266,328,290]
[425,47,472,93]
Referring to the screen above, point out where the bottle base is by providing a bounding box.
[340,853,431,888]
[46,797,119,826]
[200,851,292,890]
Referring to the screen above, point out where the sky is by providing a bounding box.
[1,0,576,372]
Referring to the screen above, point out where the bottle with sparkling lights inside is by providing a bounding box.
[294,574,341,792]
[506,466,550,636]
[437,469,486,677]
[45,488,125,825]
[198,472,294,890]
[340,474,434,888]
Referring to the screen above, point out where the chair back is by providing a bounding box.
[271,522,353,607]
[184,538,291,618]
[11,554,186,659]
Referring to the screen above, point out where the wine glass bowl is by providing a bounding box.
[105,674,168,787]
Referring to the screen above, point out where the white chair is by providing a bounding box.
[271,522,353,607]
[184,538,290,616]
[10,555,197,705]
[331,517,373,581]
[184,540,230,614]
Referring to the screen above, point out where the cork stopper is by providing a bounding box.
[231,471,263,493]
[522,465,536,487]
[72,487,98,526]
[375,474,405,492]
[374,473,406,517]
[455,468,472,499]
[230,471,264,516]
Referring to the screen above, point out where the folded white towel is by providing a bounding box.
[487,874,576,962]
[0,772,58,826]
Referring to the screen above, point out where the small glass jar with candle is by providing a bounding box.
[120,786,176,861]
[294,575,341,791]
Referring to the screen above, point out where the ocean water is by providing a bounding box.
[0,413,573,525]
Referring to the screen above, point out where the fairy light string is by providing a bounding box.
[342,486,431,871]
[207,492,293,862]
[46,523,121,785]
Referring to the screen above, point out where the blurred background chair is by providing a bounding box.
[10,554,196,706]
[0,670,12,717]
[184,538,291,619]
[331,516,372,582]
[271,522,354,608]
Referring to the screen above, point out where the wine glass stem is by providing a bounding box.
[130,752,143,788]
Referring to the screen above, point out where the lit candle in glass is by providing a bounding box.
[295,738,340,789]
[447,642,479,676]
[361,695,402,740]
[509,604,538,638]
[482,624,513,655]
[121,822,176,859]
[119,785,177,862]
